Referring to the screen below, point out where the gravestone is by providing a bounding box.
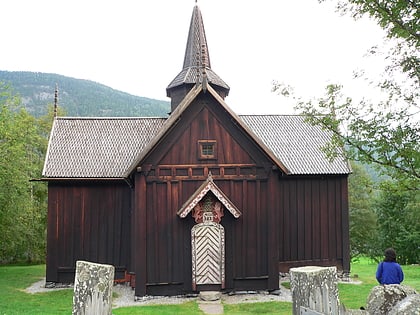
[366,284,418,315]
[290,266,340,315]
[72,260,115,315]
[389,293,420,315]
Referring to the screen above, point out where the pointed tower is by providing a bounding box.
[166,4,230,112]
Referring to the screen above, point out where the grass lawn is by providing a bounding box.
[0,260,418,314]
[339,257,420,309]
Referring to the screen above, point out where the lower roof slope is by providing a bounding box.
[42,115,350,179]
[240,115,350,175]
[42,117,165,178]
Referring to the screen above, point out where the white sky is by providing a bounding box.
[1,0,386,114]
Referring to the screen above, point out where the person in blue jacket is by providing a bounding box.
[376,248,404,285]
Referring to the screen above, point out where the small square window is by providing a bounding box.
[198,140,217,160]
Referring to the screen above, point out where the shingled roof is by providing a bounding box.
[42,117,165,178]
[240,115,351,174]
[42,112,350,179]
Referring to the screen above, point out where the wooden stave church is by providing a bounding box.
[42,5,351,297]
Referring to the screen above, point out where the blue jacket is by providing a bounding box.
[376,261,404,285]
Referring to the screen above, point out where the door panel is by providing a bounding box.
[192,222,225,290]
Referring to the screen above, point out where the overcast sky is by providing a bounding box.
[1,0,385,114]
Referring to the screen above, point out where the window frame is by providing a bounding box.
[198,140,217,160]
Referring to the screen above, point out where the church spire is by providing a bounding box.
[166,4,229,112]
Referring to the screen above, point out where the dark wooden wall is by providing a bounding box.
[133,96,278,296]
[45,93,349,295]
[46,181,132,283]
[132,95,349,296]
[277,176,350,273]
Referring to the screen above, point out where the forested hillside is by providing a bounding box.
[0,71,170,117]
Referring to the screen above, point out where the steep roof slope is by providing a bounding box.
[240,115,350,174]
[42,101,350,178]
[42,117,165,178]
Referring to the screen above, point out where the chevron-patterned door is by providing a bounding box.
[191,222,225,290]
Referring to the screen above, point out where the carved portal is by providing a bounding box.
[192,194,224,224]
[191,193,225,290]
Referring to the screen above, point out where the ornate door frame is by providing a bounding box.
[177,174,241,291]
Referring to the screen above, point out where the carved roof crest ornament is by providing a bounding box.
[177,172,242,220]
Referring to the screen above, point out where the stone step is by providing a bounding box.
[198,291,223,315]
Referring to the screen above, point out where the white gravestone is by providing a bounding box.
[72,260,115,315]
[290,266,340,315]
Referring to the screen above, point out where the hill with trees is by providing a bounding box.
[0,70,170,117]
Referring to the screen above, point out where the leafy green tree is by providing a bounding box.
[375,180,420,264]
[348,162,380,259]
[0,83,49,263]
[275,0,420,189]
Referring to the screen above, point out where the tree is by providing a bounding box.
[281,83,420,191]
[0,83,50,263]
[273,0,419,191]
[375,180,420,264]
[348,162,380,259]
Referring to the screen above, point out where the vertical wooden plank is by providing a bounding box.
[328,179,337,260]
[268,176,279,290]
[304,179,312,260]
[46,185,59,282]
[297,180,305,261]
[320,178,329,259]
[242,179,248,275]
[135,173,147,296]
[335,179,343,259]
[157,182,168,282]
[290,180,298,261]
[341,177,350,273]
[283,180,291,261]
[312,179,321,260]
[166,181,173,282]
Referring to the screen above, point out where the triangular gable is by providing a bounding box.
[123,84,202,177]
[205,84,290,174]
[124,82,290,177]
[177,173,241,219]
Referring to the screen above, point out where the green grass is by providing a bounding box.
[0,265,73,314]
[224,301,292,315]
[0,260,418,314]
[339,257,420,310]
[113,301,204,315]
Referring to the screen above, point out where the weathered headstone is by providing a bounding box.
[389,293,420,315]
[72,260,115,315]
[290,266,340,315]
[366,284,418,315]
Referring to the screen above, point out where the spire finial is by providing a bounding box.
[53,83,58,118]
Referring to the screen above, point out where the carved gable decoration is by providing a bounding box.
[177,173,242,220]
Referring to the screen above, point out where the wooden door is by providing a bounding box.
[191,222,225,290]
